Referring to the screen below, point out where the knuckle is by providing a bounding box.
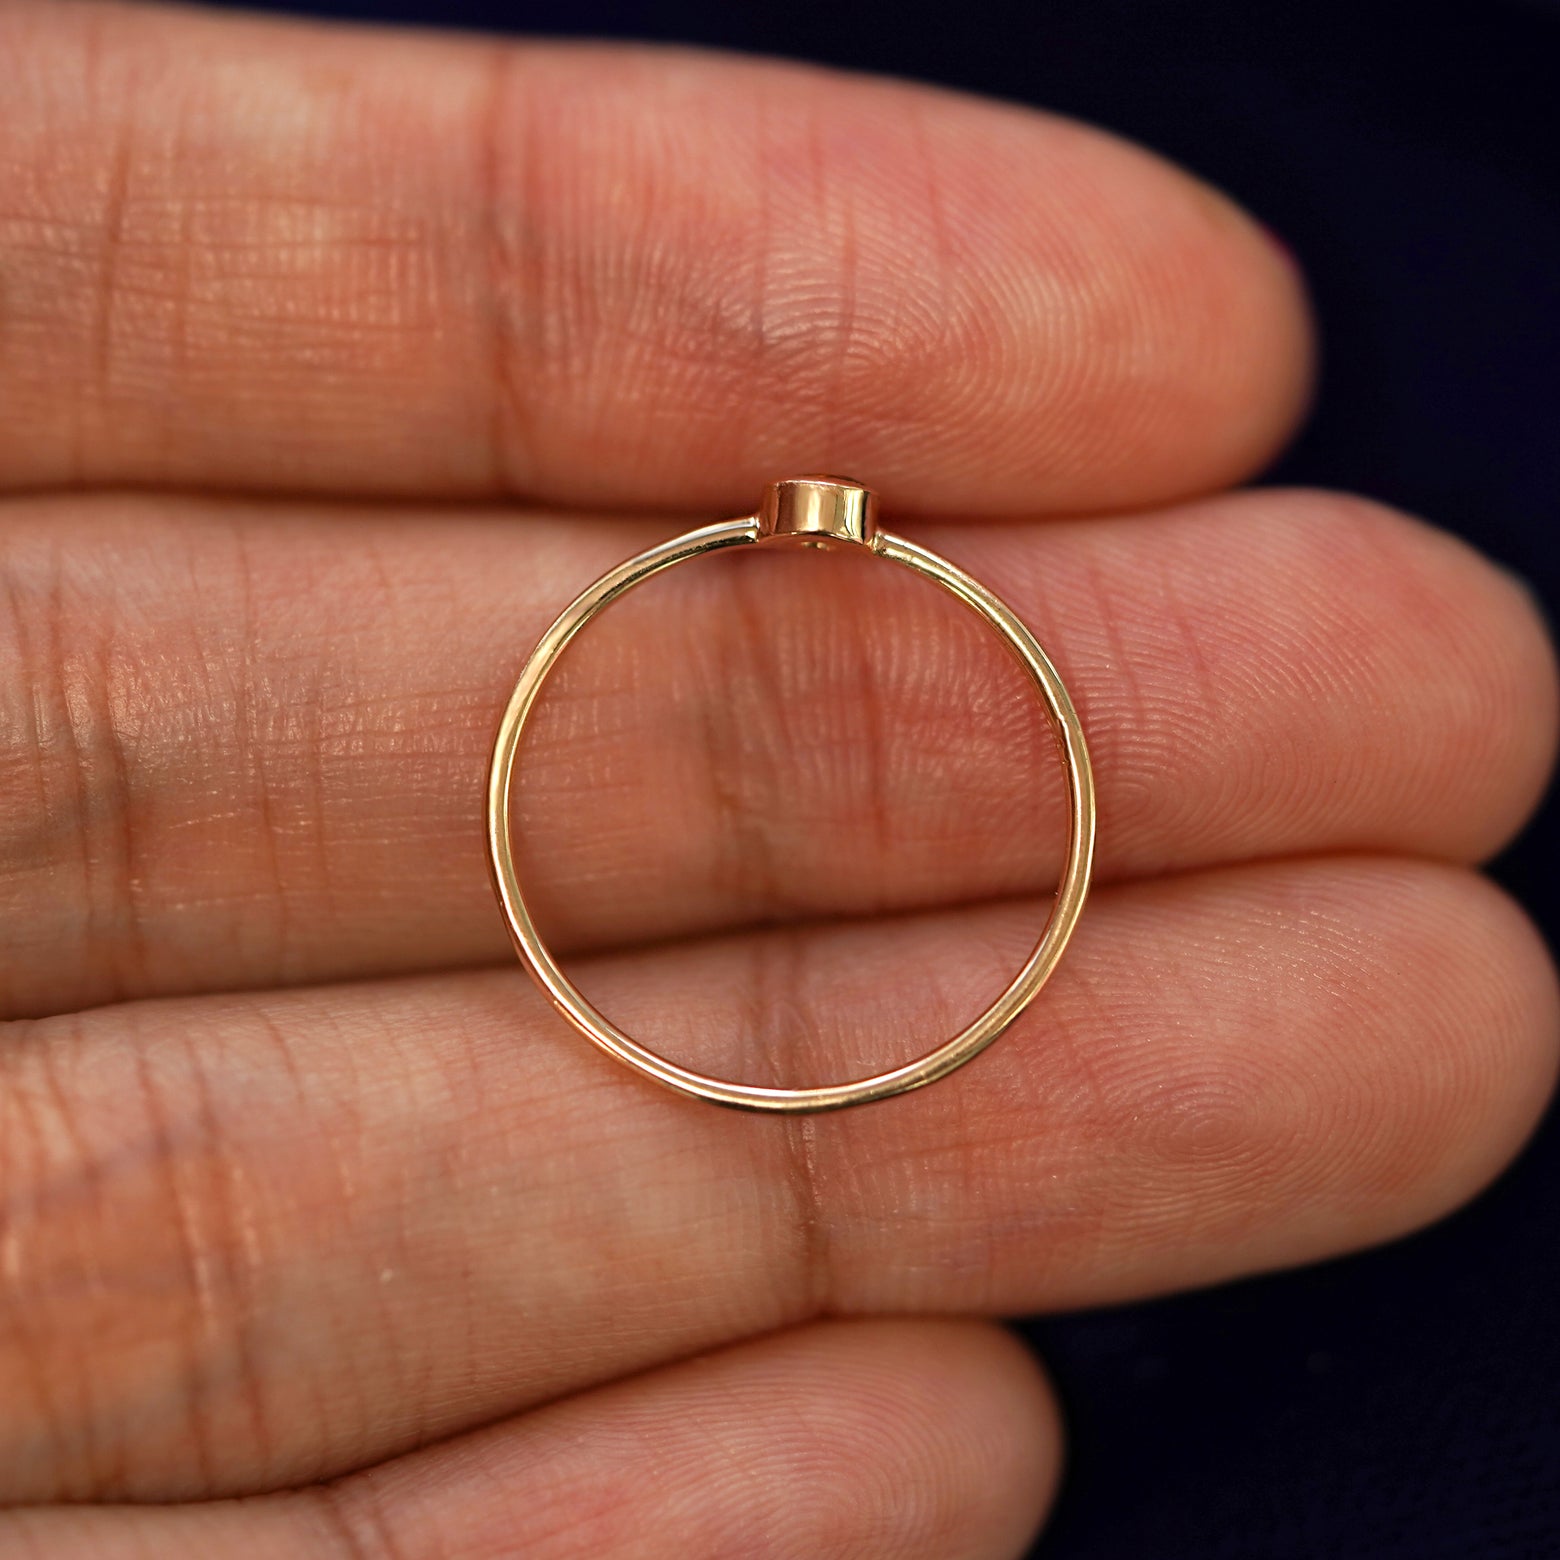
[0,529,144,1014]
[0,1015,266,1499]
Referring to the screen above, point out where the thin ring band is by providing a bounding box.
[486,477,1096,1114]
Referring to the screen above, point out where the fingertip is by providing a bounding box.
[801,1318,1065,1560]
[1293,491,1559,862]
[1407,865,1560,1216]
[998,137,1318,513]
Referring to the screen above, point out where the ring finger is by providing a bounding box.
[2,855,1552,1500]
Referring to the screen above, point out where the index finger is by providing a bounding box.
[0,2,1311,513]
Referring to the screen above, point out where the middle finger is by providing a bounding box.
[0,488,1551,1017]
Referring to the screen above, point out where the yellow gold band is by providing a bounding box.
[486,478,1096,1113]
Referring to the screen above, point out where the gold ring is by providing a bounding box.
[487,477,1096,1114]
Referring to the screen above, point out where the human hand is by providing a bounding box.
[1,5,1556,1556]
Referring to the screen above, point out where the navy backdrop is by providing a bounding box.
[213,1,1560,1554]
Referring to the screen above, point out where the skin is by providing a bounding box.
[0,2,1556,1554]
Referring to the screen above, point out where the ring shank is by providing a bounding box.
[486,517,1095,1114]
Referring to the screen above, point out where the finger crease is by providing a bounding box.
[480,43,534,496]
[307,1480,408,1560]
[784,1111,833,1318]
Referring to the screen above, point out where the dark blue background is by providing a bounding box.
[215,1,1560,1553]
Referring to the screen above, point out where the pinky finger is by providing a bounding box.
[1,1319,1061,1560]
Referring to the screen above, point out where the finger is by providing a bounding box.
[1,489,1552,1017]
[1,857,1552,1500]
[0,1320,1060,1560]
[0,2,1309,511]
